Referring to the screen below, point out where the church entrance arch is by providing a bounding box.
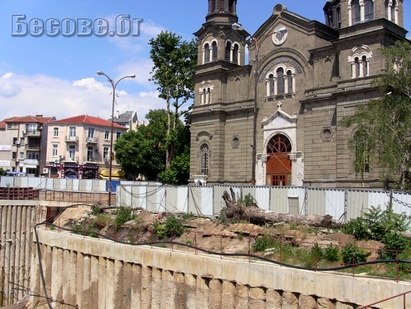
[266,134,292,186]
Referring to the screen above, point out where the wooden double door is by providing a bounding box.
[265,134,292,186]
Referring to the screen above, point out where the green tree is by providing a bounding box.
[341,41,411,190]
[114,109,190,183]
[0,168,7,176]
[148,31,197,170]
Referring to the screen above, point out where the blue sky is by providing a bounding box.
[0,1,410,122]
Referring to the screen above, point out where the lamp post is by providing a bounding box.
[232,23,282,185]
[97,71,136,206]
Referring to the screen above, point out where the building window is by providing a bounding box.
[27,123,37,133]
[385,0,398,23]
[364,0,374,21]
[68,145,76,161]
[354,128,370,174]
[276,68,284,94]
[225,41,231,61]
[52,144,58,157]
[104,131,110,140]
[116,132,122,139]
[349,45,372,78]
[87,146,94,162]
[225,41,240,64]
[204,43,210,63]
[103,146,109,160]
[266,66,296,96]
[53,127,59,137]
[69,127,76,137]
[212,41,218,61]
[351,0,361,24]
[267,74,275,96]
[88,127,95,138]
[199,81,214,105]
[200,143,209,176]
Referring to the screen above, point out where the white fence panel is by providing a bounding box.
[0,177,15,187]
[287,187,306,215]
[307,188,326,216]
[269,187,288,213]
[199,186,214,216]
[325,189,345,221]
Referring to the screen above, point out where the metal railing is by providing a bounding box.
[358,289,411,308]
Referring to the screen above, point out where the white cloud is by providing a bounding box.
[0,72,165,122]
[0,73,22,98]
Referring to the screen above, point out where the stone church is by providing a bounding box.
[189,0,408,187]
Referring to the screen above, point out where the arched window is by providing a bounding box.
[267,74,275,96]
[362,55,369,76]
[200,144,209,175]
[233,44,239,64]
[349,45,372,78]
[354,57,360,78]
[266,65,296,96]
[351,0,361,24]
[385,0,398,23]
[225,41,231,61]
[204,43,210,64]
[199,81,214,104]
[276,68,284,94]
[336,7,341,28]
[267,134,292,154]
[286,70,293,93]
[212,41,218,61]
[364,0,374,21]
[354,128,370,174]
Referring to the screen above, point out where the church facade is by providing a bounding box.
[189,0,408,187]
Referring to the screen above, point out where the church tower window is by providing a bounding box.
[212,41,218,61]
[204,43,210,63]
[200,143,210,176]
[349,45,372,78]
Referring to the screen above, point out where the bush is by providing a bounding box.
[164,216,184,237]
[341,217,371,240]
[115,206,135,228]
[324,244,340,262]
[252,234,276,252]
[379,232,411,260]
[310,243,324,261]
[341,243,367,265]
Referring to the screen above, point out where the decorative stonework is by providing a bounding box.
[272,25,288,46]
[320,127,334,142]
[231,136,240,148]
[260,57,303,82]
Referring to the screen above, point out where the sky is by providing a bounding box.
[0,1,410,123]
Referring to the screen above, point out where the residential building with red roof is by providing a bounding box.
[42,114,127,179]
[0,115,55,175]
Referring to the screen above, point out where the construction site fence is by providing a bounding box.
[2,176,411,222]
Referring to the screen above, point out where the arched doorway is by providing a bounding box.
[266,134,292,186]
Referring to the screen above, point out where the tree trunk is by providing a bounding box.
[222,188,344,229]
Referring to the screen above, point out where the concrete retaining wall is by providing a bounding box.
[28,229,411,309]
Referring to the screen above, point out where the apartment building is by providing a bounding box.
[0,115,55,176]
[41,115,127,179]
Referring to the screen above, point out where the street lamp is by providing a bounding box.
[232,22,283,185]
[96,71,136,206]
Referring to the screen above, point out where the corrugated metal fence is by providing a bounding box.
[2,176,411,222]
[117,184,411,222]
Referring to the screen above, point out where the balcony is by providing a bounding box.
[26,144,40,151]
[65,136,79,143]
[86,136,98,143]
[64,153,79,163]
[83,155,100,164]
[23,159,39,166]
[24,130,41,137]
